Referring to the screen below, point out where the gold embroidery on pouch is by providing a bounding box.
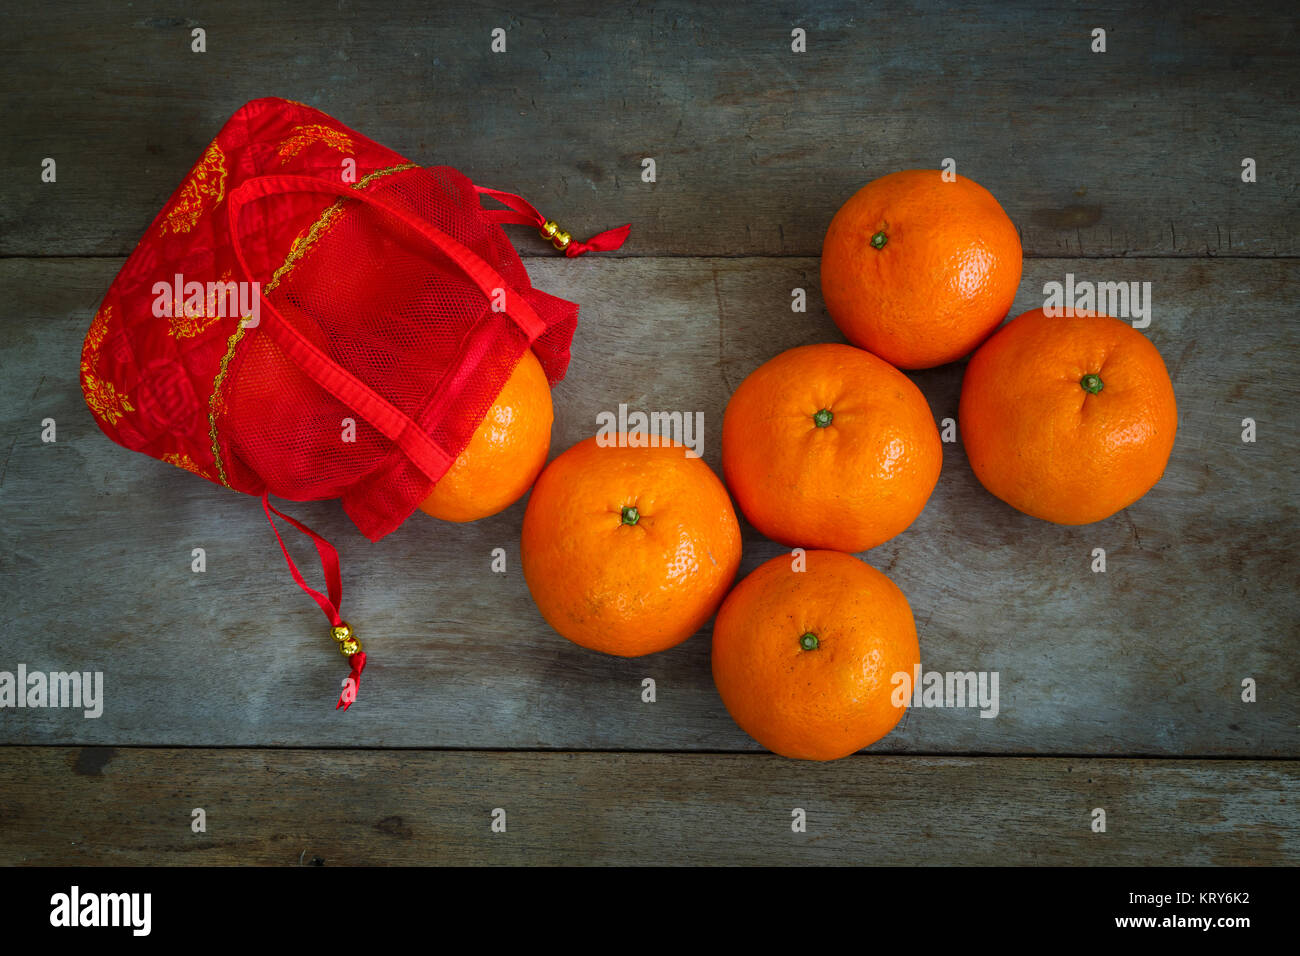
[162,451,208,476]
[81,366,134,426]
[81,304,133,425]
[168,271,234,339]
[277,124,354,164]
[84,304,112,356]
[160,142,228,236]
[205,161,420,487]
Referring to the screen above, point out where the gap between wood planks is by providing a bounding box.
[6,745,1298,760]
[2,253,1300,261]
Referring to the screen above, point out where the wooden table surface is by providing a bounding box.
[1,0,1296,865]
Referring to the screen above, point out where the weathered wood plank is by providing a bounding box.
[1,0,1296,258]
[1,256,1295,753]
[1,748,1294,865]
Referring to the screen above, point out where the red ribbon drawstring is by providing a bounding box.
[249,186,623,713]
[474,185,631,257]
[262,492,366,710]
[338,650,366,711]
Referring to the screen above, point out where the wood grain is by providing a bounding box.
[0,747,1294,865]
[1,256,1295,754]
[1,0,1296,258]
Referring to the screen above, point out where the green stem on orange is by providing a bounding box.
[799,632,820,651]
[813,408,834,428]
[870,230,888,250]
[621,505,640,526]
[1080,373,1104,395]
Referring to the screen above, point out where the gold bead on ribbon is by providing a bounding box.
[331,621,361,657]
[539,220,572,251]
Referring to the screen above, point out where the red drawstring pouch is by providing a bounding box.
[80,97,628,709]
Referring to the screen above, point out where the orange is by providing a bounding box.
[721,343,942,552]
[521,435,742,656]
[820,169,1022,369]
[418,349,553,522]
[712,550,920,761]
[959,308,1178,525]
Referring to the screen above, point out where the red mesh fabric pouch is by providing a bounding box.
[80,97,628,708]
